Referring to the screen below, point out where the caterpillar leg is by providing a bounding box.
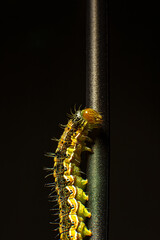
[82,146,93,153]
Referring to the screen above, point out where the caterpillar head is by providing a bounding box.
[81,108,103,127]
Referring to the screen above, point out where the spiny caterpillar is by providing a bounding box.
[45,107,102,240]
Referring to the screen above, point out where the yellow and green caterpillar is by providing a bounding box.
[46,108,102,239]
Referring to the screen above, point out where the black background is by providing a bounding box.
[0,1,160,240]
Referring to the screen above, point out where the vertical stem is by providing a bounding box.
[86,0,109,239]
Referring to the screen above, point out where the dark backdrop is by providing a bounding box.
[109,1,160,240]
[0,1,160,240]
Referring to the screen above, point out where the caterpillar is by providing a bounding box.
[45,107,102,240]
